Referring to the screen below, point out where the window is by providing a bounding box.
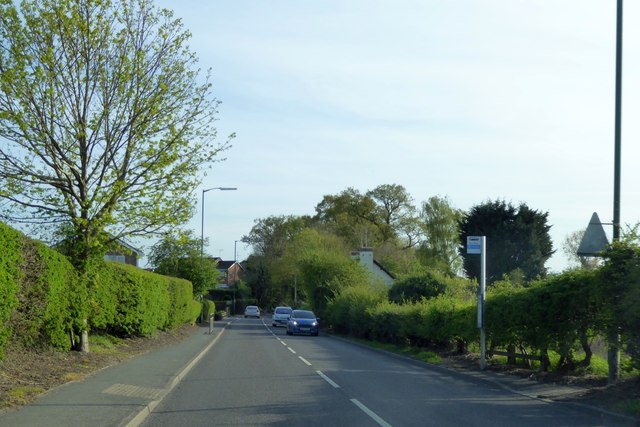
[104,254,125,263]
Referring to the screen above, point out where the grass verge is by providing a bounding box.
[347,336,441,364]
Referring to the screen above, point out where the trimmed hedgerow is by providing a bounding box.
[1,221,201,358]
[2,227,83,354]
[0,223,24,358]
[327,284,476,350]
[89,262,198,336]
[325,285,386,337]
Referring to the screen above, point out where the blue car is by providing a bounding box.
[286,310,320,336]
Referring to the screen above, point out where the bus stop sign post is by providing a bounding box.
[467,236,486,370]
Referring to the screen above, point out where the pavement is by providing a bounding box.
[0,319,231,427]
[0,320,636,427]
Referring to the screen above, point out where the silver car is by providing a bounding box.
[272,306,292,327]
[244,305,260,318]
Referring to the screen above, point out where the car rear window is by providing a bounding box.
[275,307,292,314]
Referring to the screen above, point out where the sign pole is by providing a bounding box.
[467,236,486,370]
[479,236,486,370]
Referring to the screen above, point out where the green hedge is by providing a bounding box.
[485,269,603,367]
[0,222,202,360]
[202,299,216,320]
[90,262,198,336]
[0,224,84,355]
[327,285,476,349]
[327,266,640,369]
[326,265,639,371]
[0,223,25,357]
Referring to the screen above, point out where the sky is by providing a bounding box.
[150,0,640,273]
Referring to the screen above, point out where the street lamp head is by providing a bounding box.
[203,186,238,193]
[201,186,238,256]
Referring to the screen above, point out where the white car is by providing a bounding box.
[272,306,292,327]
[244,305,260,318]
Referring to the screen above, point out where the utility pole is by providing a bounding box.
[609,0,623,385]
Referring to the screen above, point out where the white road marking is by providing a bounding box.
[351,399,392,427]
[288,347,296,354]
[281,341,287,346]
[298,356,312,366]
[316,371,340,388]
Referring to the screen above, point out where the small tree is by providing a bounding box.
[417,196,463,276]
[149,230,218,296]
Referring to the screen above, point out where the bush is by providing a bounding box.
[368,301,410,345]
[389,271,475,304]
[1,225,85,355]
[388,272,447,303]
[602,242,640,370]
[326,285,385,336]
[202,299,216,321]
[0,223,24,358]
[90,262,195,336]
[485,269,603,371]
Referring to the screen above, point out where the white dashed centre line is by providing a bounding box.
[287,347,296,354]
[351,399,392,427]
[316,370,340,388]
[298,356,312,366]
[280,341,287,346]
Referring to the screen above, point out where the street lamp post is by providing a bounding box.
[609,0,623,385]
[234,240,240,262]
[201,187,237,256]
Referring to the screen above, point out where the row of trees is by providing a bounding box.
[241,184,555,310]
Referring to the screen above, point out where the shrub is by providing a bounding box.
[326,285,385,337]
[0,223,23,358]
[388,273,447,303]
[90,262,194,336]
[8,236,83,352]
[202,299,216,321]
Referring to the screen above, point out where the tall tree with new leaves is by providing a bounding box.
[314,187,381,248]
[367,184,419,247]
[459,200,554,284]
[0,0,231,270]
[149,230,218,296]
[417,195,463,276]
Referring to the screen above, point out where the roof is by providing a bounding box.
[113,238,143,256]
[216,260,244,271]
[373,259,396,280]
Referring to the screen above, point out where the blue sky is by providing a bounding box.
[152,0,640,272]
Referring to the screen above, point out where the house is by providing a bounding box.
[104,239,143,267]
[216,259,245,287]
[351,248,395,286]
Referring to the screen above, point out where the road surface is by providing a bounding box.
[141,317,627,426]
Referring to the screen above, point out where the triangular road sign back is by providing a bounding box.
[577,212,610,257]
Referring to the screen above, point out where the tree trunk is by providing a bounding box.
[540,348,550,372]
[507,344,516,365]
[579,330,593,367]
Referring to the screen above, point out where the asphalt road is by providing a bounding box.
[141,317,627,427]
